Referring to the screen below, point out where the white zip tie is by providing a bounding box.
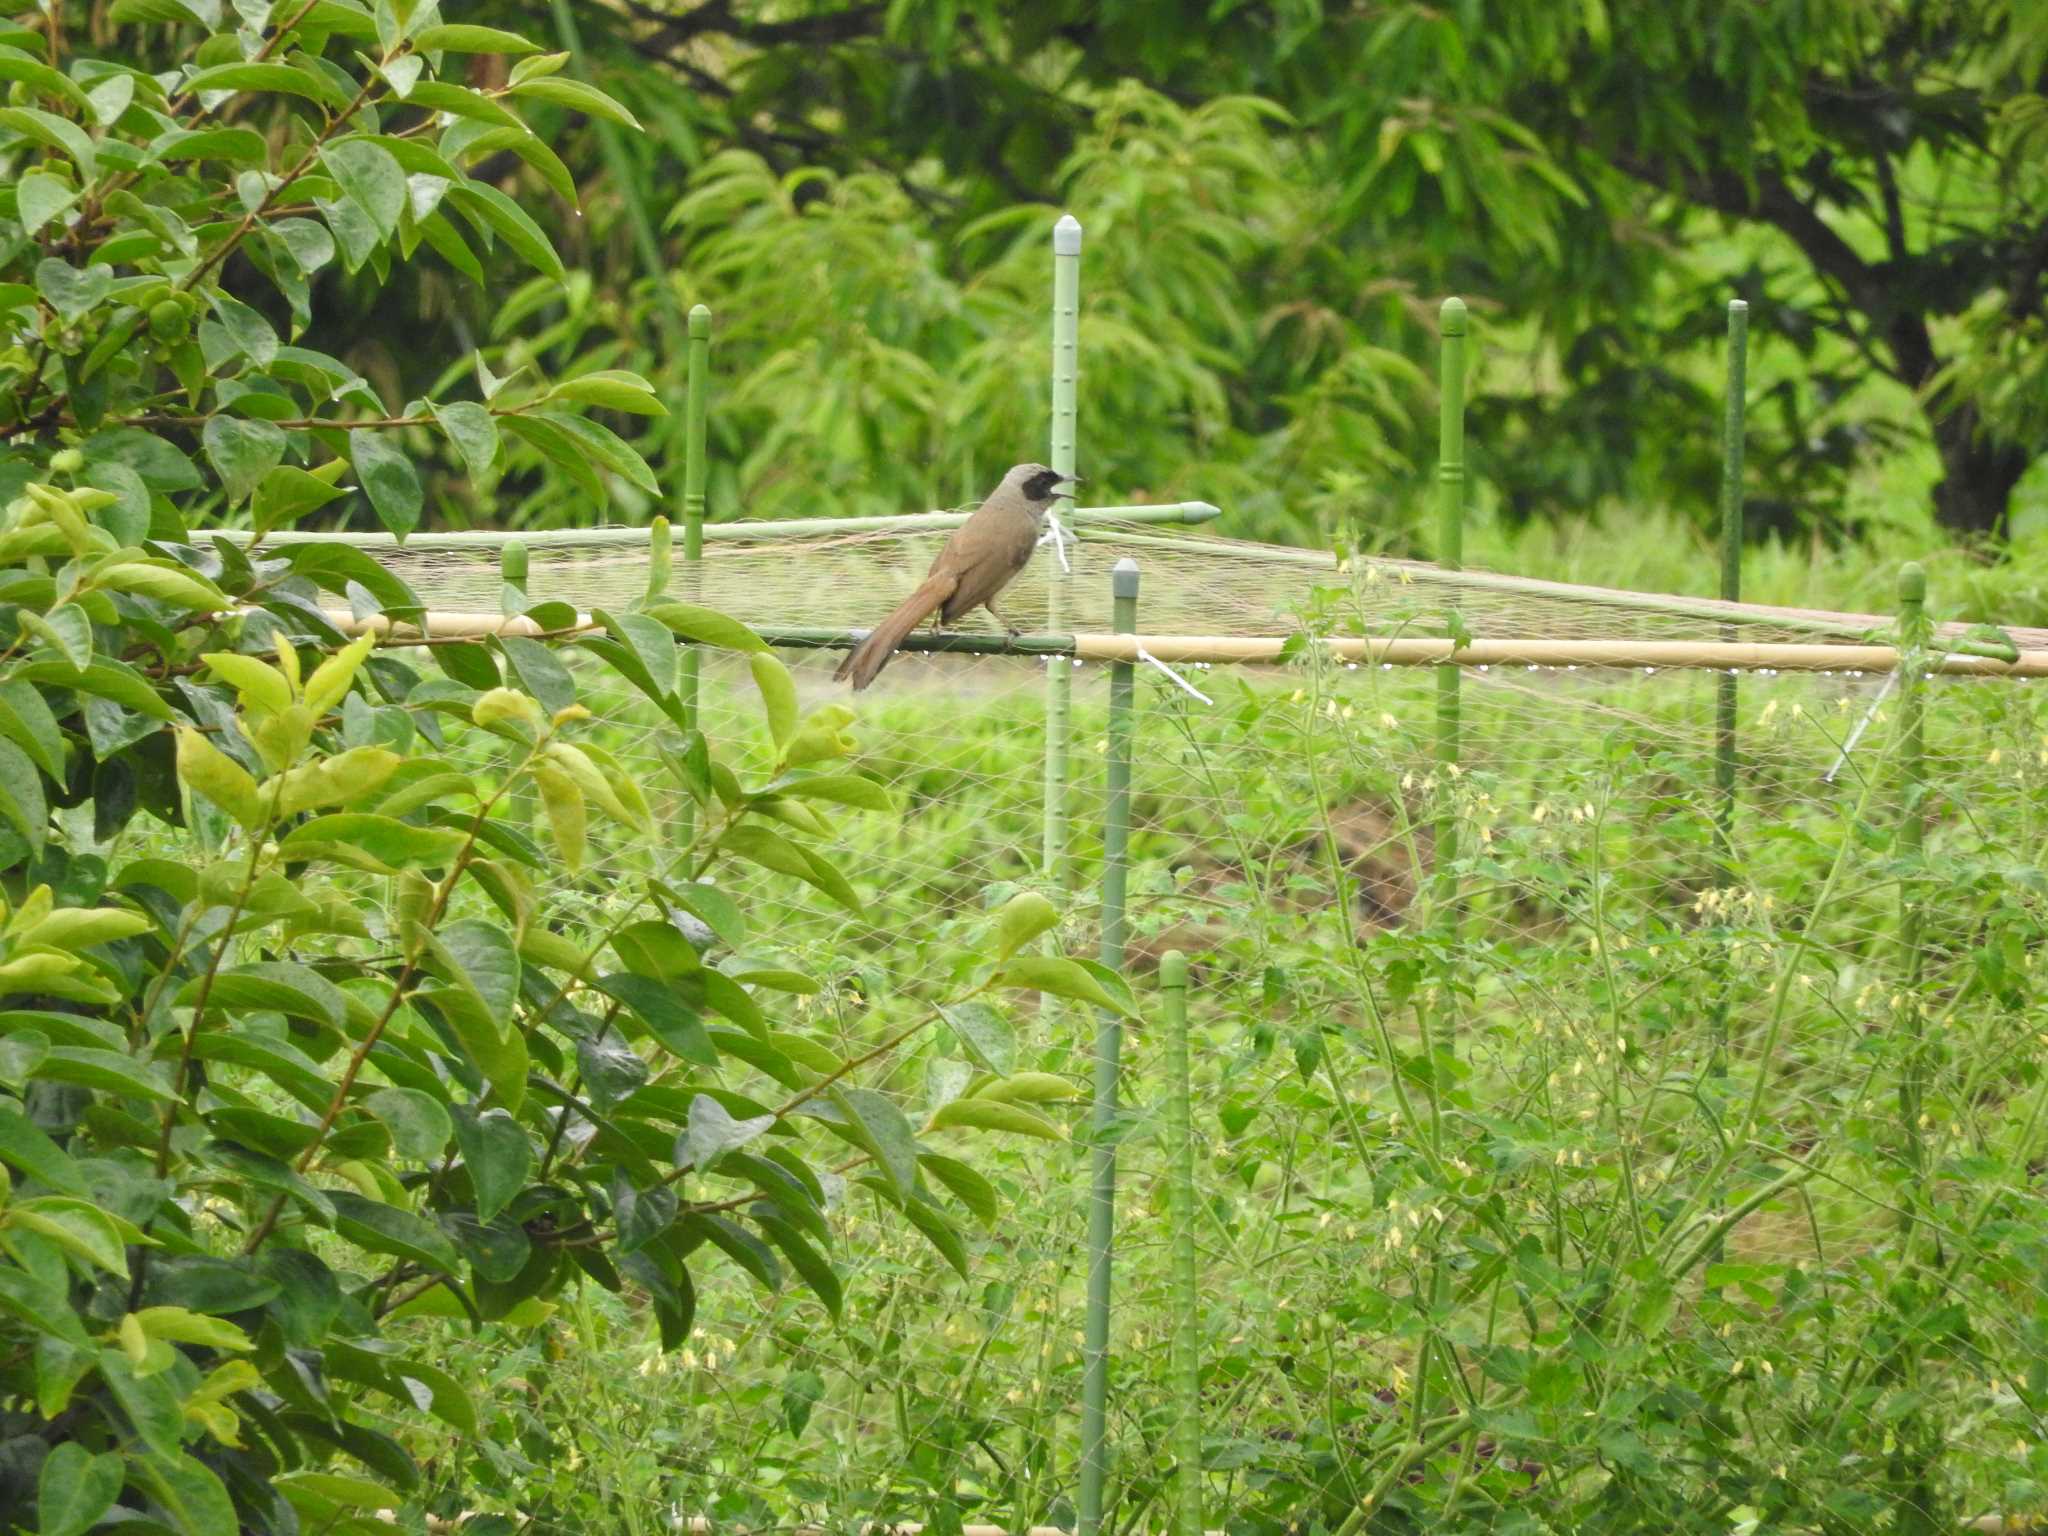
[1135,644,1213,705]
[1825,670,1894,784]
[1039,512,1073,573]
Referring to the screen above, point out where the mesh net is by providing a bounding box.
[301,516,2048,651]
[347,529,2048,1535]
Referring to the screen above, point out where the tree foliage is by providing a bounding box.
[442,0,2047,542]
[0,6,1087,1529]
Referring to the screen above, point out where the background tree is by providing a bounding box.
[418,0,2047,544]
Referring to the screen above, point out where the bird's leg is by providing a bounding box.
[986,599,1021,640]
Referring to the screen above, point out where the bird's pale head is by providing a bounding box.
[1004,462,1083,513]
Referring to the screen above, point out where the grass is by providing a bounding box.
[389,534,2048,1534]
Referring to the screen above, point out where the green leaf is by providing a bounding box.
[0,681,64,781]
[180,961,349,1030]
[98,1352,181,1456]
[280,813,466,869]
[0,1106,87,1196]
[750,652,798,754]
[156,125,270,167]
[780,1365,825,1434]
[185,59,348,108]
[992,891,1060,961]
[754,1210,842,1322]
[329,1189,460,1274]
[512,75,643,131]
[645,601,767,653]
[722,824,861,912]
[28,1046,176,1103]
[0,108,96,176]
[664,882,746,950]
[452,1105,530,1224]
[38,1443,122,1536]
[431,399,499,482]
[133,1450,239,1536]
[7,1197,130,1276]
[887,1185,971,1280]
[448,179,565,280]
[413,22,542,52]
[550,369,666,415]
[940,1001,1016,1075]
[208,290,279,365]
[833,1087,919,1197]
[0,46,94,116]
[0,738,46,857]
[996,955,1141,1018]
[530,408,659,494]
[18,659,172,718]
[594,973,717,1066]
[577,1033,648,1109]
[407,79,523,126]
[419,918,526,1112]
[0,1265,91,1346]
[920,1151,999,1226]
[612,919,703,981]
[17,169,77,238]
[323,139,407,239]
[367,1086,453,1162]
[690,1212,780,1291]
[34,257,109,322]
[499,633,576,713]
[594,608,680,697]
[275,1469,401,1515]
[253,464,350,530]
[202,415,287,504]
[350,426,423,538]
[769,772,892,811]
[685,1093,774,1174]
[928,1097,1065,1140]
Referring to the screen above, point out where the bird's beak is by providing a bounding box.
[1054,472,1084,500]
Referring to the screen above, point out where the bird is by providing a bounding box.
[834,463,1080,690]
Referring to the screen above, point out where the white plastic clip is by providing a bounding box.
[1825,671,1895,784]
[1039,512,1074,573]
[1136,645,1213,705]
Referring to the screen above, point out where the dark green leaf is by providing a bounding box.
[329,1190,460,1275]
[349,426,422,539]
[451,1105,530,1224]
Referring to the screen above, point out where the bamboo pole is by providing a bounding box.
[318,614,2048,677]
[1045,214,1083,889]
[1160,949,1202,1536]
[1097,529,2027,657]
[1079,557,1138,1536]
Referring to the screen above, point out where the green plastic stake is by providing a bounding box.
[1896,561,1928,1173]
[1044,214,1082,889]
[1715,299,1748,868]
[1079,555,1137,1536]
[1161,949,1202,1536]
[499,539,528,591]
[1710,298,1748,1085]
[1434,297,1466,1042]
[646,515,672,603]
[681,304,711,735]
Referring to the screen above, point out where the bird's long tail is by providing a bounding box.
[834,575,954,690]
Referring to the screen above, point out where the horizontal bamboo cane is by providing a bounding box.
[323,611,2048,678]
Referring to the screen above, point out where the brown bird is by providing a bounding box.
[834,463,1079,690]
